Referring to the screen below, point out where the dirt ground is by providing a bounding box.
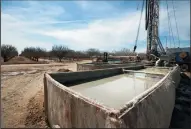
[2,56,48,65]
[1,60,91,128]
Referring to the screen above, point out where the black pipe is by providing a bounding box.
[145,0,148,30]
[146,0,149,30]
[146,0,150,30]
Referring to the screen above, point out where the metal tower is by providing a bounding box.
[145,0,160,57]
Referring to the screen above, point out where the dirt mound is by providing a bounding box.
[2,56,48,65]
[58,68,72,72]
[25,90,49,128]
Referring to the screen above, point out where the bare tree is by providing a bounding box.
[51,45,69,62]
[33,47,46,61]
[1,44,18,62]
[74,51,89,59]
[86,48,101,58]
[65,49,75,60]
[21,47,46,61]
[112,48,133,56]
[46,50,54,60]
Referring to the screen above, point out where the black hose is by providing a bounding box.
[133,0,145,53]
[133,45,137,52]
[146,0,150,30]
[145,0,149,30]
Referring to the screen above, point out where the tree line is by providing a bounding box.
[1,44,146,62]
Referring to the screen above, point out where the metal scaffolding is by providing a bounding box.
[145,0,164,57]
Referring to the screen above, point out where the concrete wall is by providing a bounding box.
[50,65,144,85]
[44,73,122,128]
[44,66,180,128]
[49,68,122,86]
[44,75,108,128]
[118,66,180,128]
[77,62,143,71]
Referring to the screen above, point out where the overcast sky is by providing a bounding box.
[1,0,190,53]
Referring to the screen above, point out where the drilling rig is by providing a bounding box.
[145,0,166,60]
[145,0,190,70]
[145,0,176,67]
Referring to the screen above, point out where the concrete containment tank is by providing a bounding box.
[77,62,144,71]
[44,65,180,128]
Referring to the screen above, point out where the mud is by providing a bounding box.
[70,73,163,109]
[57,68,72,72]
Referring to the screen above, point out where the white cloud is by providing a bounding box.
[42,11,147,51]
[1,1,190,54]
[1,1,65,53]
[1,14,53,53]
[42,1,190,51]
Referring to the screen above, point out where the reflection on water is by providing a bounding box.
[70,73,164,109]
